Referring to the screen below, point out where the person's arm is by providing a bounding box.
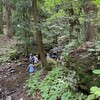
[26,65,29,71]
[33,63,38,66]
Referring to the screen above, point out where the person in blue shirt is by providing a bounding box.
[27,62,35,73]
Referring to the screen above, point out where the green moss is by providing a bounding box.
[8,50,19,60]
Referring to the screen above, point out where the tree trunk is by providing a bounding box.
[68,4,74,41]
[0,0,3,34]
[6,0,13,38]
[68,4,80,41]
[84,0,97,41]
[32,0,47,68]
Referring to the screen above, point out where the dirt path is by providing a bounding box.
[0,35,33,100]
[0,35,15,55]
[0,59,33,100]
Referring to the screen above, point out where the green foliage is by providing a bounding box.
[88,43,100,65]
[0,55,9,63]
[62,40,77,57]
[39,67,65,100]
[92,0,100,6]
[44,0,62,13]
[87,86,100,100]
[41,0,85,44]
[35,58,57,69]
[26,67,86,100]
[26,69,43,96]
[11,0,36,56]
[61,42,100,96]
[96,44,100,64]
[93,70,100,74]
[87,65,100,100]
[7,49,18,60]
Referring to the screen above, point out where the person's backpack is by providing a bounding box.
[32,56,34,62]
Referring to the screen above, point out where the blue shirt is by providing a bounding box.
[29,64,35,73]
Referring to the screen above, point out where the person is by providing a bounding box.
[27,62,35,74]
[59,55,63,61]
[33,55,39,64]
[46,53,50,59]
[51,52,58,60]
[50,47,58,60]
[29,53,34,63]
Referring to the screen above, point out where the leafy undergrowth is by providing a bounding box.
[87,70,100,100]
[62,41,100,92]
[0,35,21,64]
[26,67,87,100]
[35,58,57,70]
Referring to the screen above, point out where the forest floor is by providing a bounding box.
[0,35,33,100]
[1,35,99,100]
[0,35,16,56]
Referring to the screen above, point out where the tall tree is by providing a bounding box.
[0,0,3,34]
[68,3,80,41]
[84,0,97,41]
[32,0,47,68]
[6,0,13,38]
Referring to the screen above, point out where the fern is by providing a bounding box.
[87,60,100,100]
[26,69,43,96]
[26,67,86,100]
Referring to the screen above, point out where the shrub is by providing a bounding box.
[26,67,86,100]
[7,49,19,60]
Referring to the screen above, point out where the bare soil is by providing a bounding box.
[0,35,33,100]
